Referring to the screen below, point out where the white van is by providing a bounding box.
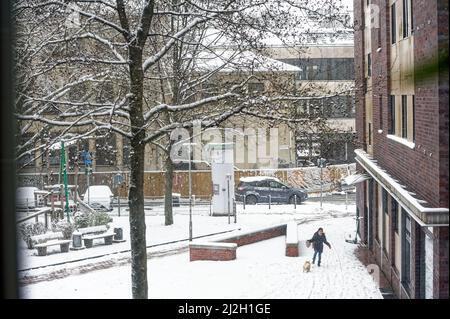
[16,186,40,209]
[82,185,114,211]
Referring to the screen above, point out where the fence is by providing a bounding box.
[17,164,356,198]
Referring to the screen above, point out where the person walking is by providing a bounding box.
[307,227,331,267]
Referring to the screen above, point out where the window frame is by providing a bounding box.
[391,3,397,44]
[401,95,408,139]
[389,95,396,134]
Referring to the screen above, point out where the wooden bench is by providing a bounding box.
[189,241,237,261]
[31,232,71,256]
[78,225,115,248]
[285,222,299,257]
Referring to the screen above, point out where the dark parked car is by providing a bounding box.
[235,176,308,205]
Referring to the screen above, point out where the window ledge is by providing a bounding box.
[386,135,415,149]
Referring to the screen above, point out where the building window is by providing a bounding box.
[367,53,372,77]
[95,134,117,166]
[382,189,388,215]
[402,210,412,292]
[389,95,396,134]
[379,96,383,129]
[392,199,398,233]
[391,3,397,44]
[248,83,264,94]
[403,0,410,38]
[402,95,408,138]
[368,122,372,146]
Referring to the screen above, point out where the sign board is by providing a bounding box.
[114,174,124,186]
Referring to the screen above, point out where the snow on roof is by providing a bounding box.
[193,49,302,73]
[239,176,281,183]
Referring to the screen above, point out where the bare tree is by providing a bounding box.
[14,0,353,298]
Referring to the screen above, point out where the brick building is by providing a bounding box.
[353,0,448,298]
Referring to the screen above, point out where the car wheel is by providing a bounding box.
[289,195,301,205]
[245,195,257,205]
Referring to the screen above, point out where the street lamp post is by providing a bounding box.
[183,142,197,242]
[317,158,326,209]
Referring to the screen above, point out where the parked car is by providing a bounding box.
[235,176,308,205]
[82,185,114,211]
[16,186,41,209]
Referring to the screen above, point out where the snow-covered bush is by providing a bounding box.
[51,220,76,239]
[74,210,112,229]
[18,222,47,249]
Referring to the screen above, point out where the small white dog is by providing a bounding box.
[303,260,312,273]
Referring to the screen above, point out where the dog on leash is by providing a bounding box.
[303,260,312,273]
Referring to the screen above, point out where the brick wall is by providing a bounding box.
[354,0,448,299]
[286,244,299,257]
[189,246,236,262]
[219,225,286,247]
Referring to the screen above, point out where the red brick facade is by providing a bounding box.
[354,0,448,299]
[189,245,237,262]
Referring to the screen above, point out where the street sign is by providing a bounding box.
[114,173,124,185]
[317,158,327,168]
[82,150,92,167]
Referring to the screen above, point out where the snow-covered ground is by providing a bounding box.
[19,201,382,299]
[21,216,381,299]
[18,201,355,270]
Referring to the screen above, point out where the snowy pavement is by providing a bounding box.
[21,216,382,299]
[18,202,355,271]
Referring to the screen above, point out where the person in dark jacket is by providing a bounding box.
[307,227,331,267]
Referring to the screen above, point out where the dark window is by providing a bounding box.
[257,181,270,188]
[367,53,372,77]
[368,122,372,146]
[392,199,398,233]
[382,189,388,214]
[403,0,410,38]
[389,95,396,134]
[248,83,264,94]
[402,95,408,138]
[402,210,412,291]
[391,4,397,44]
[95,134,117,166]
[379,96,383,129]
[122,137,131,168]
[412,95,415,142]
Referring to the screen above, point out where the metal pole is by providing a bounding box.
[233,199,237,223]
[320,164,323,209]
[87,170,90,205]
[269,195,271,210]
[243,195,246,210]
[188,143,192,241]
[118,192,121,217]
[227,176,230,224]
[345,191,348,212]
[74,163,78,207]
[294,194,297,210]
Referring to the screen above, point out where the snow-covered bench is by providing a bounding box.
[31,232,71,256]
[285,222,299,257]
[78,225,115,248]
[189,241,237,261]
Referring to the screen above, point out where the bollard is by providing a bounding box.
[243,196,246,210]
[294,194,297,210]
[269,195,271,210]
[113,227,126,243]
[70,230,85,250]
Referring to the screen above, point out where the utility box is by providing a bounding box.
[208,143,234,216]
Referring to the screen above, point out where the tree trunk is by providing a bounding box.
[128,45,148,299]
[164,154,174,226]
